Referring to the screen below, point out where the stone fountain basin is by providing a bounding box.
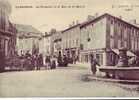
[99,66,139,80]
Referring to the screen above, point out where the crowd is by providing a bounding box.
[17,50,72,71]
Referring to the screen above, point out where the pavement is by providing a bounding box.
[0,63,139,97]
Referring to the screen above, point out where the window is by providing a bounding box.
[123,32,127,39]
[118,23,120,27]
[124,41,127,48]
[131,39,134,50]
[85,54,89,62]
[0,39,2,50]
[4,39,8,56]
[110,25,114,36]
[135,38,138,50]
[137,32,139,37]
[76,39,79,46]
[111,20,113,24]
[138,38,139,50]
[132,29,134,37]
[110,38,114,48]
[135,30,137,37]
[118,39,121,49]
[123,26,128,39]
[96,54,103,65]
[118,24,122,36]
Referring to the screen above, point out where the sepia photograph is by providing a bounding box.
[0,0,139,99]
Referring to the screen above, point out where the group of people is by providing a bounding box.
[18,50,75,71]
[45,55,57,69]
[20,51,43,70]
[20,51,100,74]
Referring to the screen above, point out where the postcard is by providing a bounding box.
[0,0,139,98]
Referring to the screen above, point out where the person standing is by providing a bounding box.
[57,51,62,66]
[35,54,40,70]
[90,54,100,75]
[50,55,57,69]
[73,55,77,64]
[25,50,31,58]
[0,50,5,72]
[39,54,43,67]
[45,56,51,69]
[63,55,68,67]
[31,54,36,70]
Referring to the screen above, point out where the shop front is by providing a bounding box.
[80,48,106,66]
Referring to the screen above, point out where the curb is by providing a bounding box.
[88,75,139,84]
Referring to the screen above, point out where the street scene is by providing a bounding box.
[0,64,139,97]
[1,0,139,97]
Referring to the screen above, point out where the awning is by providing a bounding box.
[112,49,136,57]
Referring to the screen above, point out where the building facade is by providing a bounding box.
[50,29,63,56]
[15,24,41,55]
[39,33,51,56]
[52,31,62,56]
[80,13,139,66]
[0,0,17,59]
[61,24,81,59]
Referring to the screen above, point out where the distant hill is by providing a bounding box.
[15,24,41,34]
[15,24,42,38]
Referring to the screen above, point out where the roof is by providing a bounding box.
[62,24,80,33]
[107,13,139,30]
[80,13,139,30]
[15,24,41,34]
[80,13,107,28]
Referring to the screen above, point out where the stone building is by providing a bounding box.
[53,31,62,56]
[15,24,41,55]
[80,13,138,66]
[61,24,81,59]
[39,32,51,56]
[50,29,62,56]
[0,0,17,58]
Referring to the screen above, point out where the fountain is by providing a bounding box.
[99,47,139,80]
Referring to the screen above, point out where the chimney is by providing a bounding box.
[87,15,95,21]
[95,13,99,18]
[119,16,122,19]
[76,20,79,24]
[69,24,72,27]
[130,19,137,25]
[45,32,48,36]
[72,21,75,26]
[50,28,56,34]
[133,19,136,24]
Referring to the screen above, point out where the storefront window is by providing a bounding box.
[118,39,121,49]
[85,54,88,62]
[96,54,103,65]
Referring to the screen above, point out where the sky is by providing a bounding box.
[7,0,139,33]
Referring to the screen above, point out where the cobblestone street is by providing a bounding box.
[0,64,139,97]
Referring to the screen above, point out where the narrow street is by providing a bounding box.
[0,64,139,97]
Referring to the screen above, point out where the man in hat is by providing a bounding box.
[90,54,100,75]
